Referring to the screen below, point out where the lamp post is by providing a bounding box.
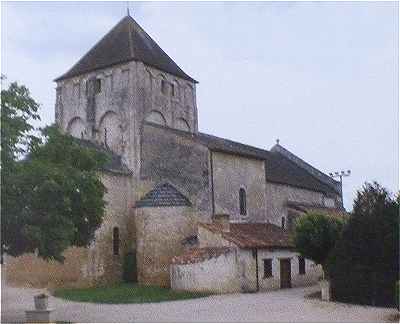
[329,170,351,207]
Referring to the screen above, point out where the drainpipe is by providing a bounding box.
[253,248,260,292]
[209,151,215,216]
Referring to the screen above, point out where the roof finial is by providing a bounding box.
[276,138,280,145]
[126,1,130,16]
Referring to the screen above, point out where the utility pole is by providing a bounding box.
[329,170,351,207]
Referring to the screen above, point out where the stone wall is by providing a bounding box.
[55,60,198,178]
[135,206,198,287]
[142,65,198,133]
[265,182,325,227]
[140,123,212,219]
[197,226,234,248]
[212,152,267,223]
[4,248,90,288]
[170,249,239,293]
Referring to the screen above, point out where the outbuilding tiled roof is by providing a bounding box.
[171,247,233,265]
[199,222,294,249]
[287,201,348,219]
[136,183,192,208]
[55,15,196,83]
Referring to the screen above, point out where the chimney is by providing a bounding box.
[212,214,230,232]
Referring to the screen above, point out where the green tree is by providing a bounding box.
[327,182,399,306]
[294,212,344,276]
[1,80,41,262]
[1,80,109,262]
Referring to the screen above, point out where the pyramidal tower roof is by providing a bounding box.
[55,15,196,82]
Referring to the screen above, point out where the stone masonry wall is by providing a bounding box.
[197,226,234,248]
[212,152,267,223]
[140,123,212,220]
[265,182,325,227]
[55,60,198,181]
[170,249,240,293]
[135,206,198,287]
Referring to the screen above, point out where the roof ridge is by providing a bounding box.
[198,132,271,156]
[127,16,197,82]
[270,149,340,195]
[271,144,341,191]
[127,16,135,58]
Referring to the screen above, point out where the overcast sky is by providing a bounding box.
[2,1,398,210]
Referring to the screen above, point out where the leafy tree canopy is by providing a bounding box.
[1,80,109,262]
[294,212,344,273]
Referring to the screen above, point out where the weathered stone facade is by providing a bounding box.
[265,182,326,228]
[212,152,267,223]
[135,206,198,287]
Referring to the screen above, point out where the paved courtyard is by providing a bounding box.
[2,275,397,323]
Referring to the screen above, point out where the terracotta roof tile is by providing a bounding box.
[199,222,294,249]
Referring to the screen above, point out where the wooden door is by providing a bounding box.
[280,258,292,288]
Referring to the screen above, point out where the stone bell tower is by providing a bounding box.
[54,14,199,173]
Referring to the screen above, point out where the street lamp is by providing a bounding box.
[329,170,351,207]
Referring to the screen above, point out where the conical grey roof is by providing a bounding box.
[55,15,196,82]
[136,183,192,208]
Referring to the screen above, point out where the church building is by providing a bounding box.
[6,14,345,292]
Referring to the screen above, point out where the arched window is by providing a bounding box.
[239,188,247,216]
[281,217,285,229]
[67,117,85,138]
[113,227,120,256]
[98,111,121,151]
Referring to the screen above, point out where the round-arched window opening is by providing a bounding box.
[67,117,85,139]
[98,111,121,151]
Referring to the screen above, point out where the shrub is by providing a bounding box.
[327,182,399,307]
[294,212,344,276]
[122,251,137,283]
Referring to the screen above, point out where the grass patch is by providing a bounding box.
[53,283,210,304]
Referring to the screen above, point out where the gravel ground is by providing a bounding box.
[1,275,397,323]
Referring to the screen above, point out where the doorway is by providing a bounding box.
[280,258,292,288]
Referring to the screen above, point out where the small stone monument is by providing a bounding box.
[25,293,53,323]
[320,280,331,302]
